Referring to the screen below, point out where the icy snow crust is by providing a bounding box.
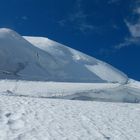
[0,28,127,83]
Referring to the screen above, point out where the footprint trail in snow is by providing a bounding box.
[0,95,140,140]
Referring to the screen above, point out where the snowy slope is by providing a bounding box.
[0,28,127,83]
[24,36,128,83]
[0,28,58,81]
[0,28,139,103]
[0,95,140,140]
[0,28,140,140]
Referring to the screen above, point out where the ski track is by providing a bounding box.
[0,95,140,140]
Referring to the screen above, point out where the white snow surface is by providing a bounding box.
[0,28,128,83]
[0,95,140,140]
[24,36,128,83]
[0,28,140,139]
[0,79,140,140]
[0,79,140,103]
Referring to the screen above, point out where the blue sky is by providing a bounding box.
[0,0,140,80]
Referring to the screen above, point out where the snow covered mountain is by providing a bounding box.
[0,28,140,103]
[0,28,140,140]
[0,28,127,83]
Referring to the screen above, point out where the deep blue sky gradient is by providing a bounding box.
[0,0,140,80]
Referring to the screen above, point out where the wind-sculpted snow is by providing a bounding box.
[0,28,127,83]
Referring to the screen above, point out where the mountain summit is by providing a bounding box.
[0,28,127,83]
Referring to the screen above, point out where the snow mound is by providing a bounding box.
[0,28,127,83]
